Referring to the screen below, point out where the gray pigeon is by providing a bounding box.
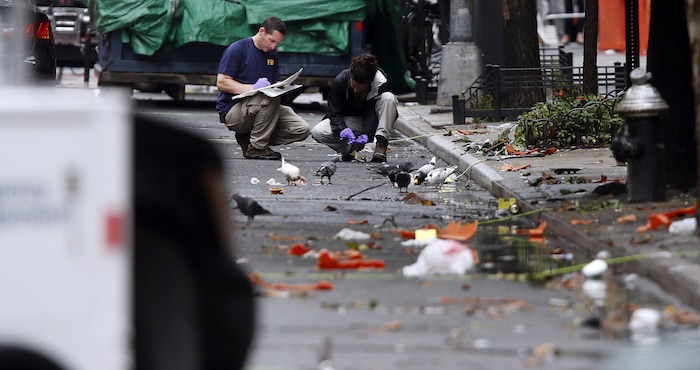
[413,156,436,185]
[374,161,413,177]
[394,171,412,193]
[424,166,458,188]
[230,194,270,222]
[316,161,337,184]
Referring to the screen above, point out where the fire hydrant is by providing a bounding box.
[611,68,669,202]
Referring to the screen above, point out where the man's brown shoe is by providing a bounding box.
[244,144,282,160]
[371,136,388,163]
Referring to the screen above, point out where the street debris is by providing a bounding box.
[249,272,334,294]
[333,228,372,242]
[669,217,697,235]
[287,242,310,256]
[570,219,596,225]
[615,214,638,224]
[501,163,532,172]
[316,249,384,270]
[635,203,697,233]
[581,259,608,279]
[516,220,547,236]
[402,238,478,277]
[266,232,303,241]
[401,192,435,205]
[436,220,478,241]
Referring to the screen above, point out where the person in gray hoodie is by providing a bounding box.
[311,53,398,163]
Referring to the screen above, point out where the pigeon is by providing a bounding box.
[394,171,412,193]
[316,161,337,184]
[230,194,270,222]
[413,156,436,185]
[373,161,413,177]
[424,166,458,187]
[278,158,302,185]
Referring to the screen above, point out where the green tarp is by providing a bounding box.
[87,0,375,56]
[86,0,412,92]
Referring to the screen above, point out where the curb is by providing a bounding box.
[396,105,700,311]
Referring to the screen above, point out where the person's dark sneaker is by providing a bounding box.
[235,132,251,155]
[244,144,282,160]
[371,136,389,163]
[341,152,355,162]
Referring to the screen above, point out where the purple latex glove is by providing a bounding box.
[339,128,356,141]
[350,134,368,145]
[252,77,270,90]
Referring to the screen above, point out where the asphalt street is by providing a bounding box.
[131,96,689,370]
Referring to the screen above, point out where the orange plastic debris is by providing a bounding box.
[517,164,532,171]
[267,233,302,241]
[346,219,369,225]
[343,250,364,260]
[287,242,310,256]
[437,220,479,241]
[636,213,672,233]
[636,203,697,233]
[391,229,416,239]
[504,164,532,171]
[570,219,595,225]
[542,147,558,155]
[506,144,541,156]
[317,250,385,270]
[517,220,547,236]
[616,214,638,224]
[249,273,334,292]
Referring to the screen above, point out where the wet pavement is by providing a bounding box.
[55,65,700,369]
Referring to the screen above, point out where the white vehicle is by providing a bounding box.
[0,87,132,370]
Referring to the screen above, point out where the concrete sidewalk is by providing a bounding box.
[395,103,700,311]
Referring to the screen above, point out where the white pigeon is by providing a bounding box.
[424,165,458,187]
[278,158,302,185]
[413,156,436,185]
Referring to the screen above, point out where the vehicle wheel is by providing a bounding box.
[164,84,186,101]
[0,347,66,370]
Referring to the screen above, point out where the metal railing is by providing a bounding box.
[452,48,627,123]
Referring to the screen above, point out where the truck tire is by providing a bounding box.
[164,84,185,101]
[0,347,66,370]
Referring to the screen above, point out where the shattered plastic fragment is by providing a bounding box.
[287,242,310,256]
[636,203,697,233]
[437,220,478,241]
[317,249,385,270]
[402,239,478,277]
[333,228,372,241]
[250,177,260,184]
[249,273,334,292]
[516,220,547,236]
[669,217,697,236]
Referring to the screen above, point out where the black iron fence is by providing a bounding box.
[452,48,627,123]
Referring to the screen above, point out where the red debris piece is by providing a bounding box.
[317,249,385,270]
[287,242,310,256]
[249,273,334,292]
[517,220,547,236]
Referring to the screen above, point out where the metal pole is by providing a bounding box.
[625,0,640,87]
